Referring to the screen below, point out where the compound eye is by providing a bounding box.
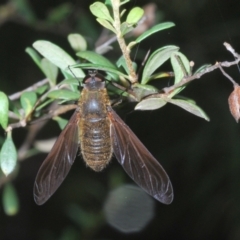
[82,75,91,84]
[83,70,105,84]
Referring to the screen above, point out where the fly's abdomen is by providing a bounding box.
[79,117,112,172]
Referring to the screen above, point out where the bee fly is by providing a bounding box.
[34,70,173,205]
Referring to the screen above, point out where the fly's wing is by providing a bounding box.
[34,111,79,205]
[108,109,173,204]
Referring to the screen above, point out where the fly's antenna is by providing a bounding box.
[67,65,82,89]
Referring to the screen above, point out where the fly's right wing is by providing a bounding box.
[34,111,79,205]
[109,109,173,204]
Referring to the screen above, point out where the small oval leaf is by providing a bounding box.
[90,2,114,22]
[0,132,17,176]
[68,33,87,52]
[0,92,9,130]
[169,52,190,98]
[171,52,190,84]
[135,98,167,110]
[2,183,19,216]
[166,98,210,121]
[77,51,116,69]
[142,46,179,84]
[61,78,80,86]
[73,63,129,80]
[41,58,58,86]
[20,91,37,117]
[25,47,42,70]
[132,83,159,101]
[96,18,116,33]
[136,22,175,43]
[47,89,80,100]
[33,40,84,78]
[126,7,144,24]
[116,55,130,74]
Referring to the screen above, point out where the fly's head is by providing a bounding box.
[83,70,105,91]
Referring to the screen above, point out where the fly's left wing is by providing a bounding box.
[34,111,79,205]
[108,109,173,204]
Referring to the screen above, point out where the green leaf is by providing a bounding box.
[132,83,158,101]
[35,98,54,112]
[0,132,17,176]
[133,83,158,92]
[116,55,129,73]
[166,98,210,121]
[135,98,167,110]
[126,7,144,24]
[68,33,87,52]
[136,22,175,43]
[25,47,42,70]
[90,2,114,22]
[0,92,9,130]
[96,18,116,33]
[61,78,80,86]
[169,52,190,98]
[20,91,37,116]
[47,89,80,100]
[59,78,79,93]
[33,40,85,78]
[142,45,179,84]
[73,63,129,80]
[2,183,19,216]
[171,52,190,84]
[77,51,116,69]
[41,58,58,86]
[53,116,68,130]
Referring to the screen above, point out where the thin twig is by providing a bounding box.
[163,54,240,94]
[218,64,238,85]
[95,35,117,54]
[9,78,49,101]
[224,42,240,58]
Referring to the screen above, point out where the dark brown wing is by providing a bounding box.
[34,111,79,205]
[108,108,173,204]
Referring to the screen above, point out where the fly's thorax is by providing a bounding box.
[78,88,110,117]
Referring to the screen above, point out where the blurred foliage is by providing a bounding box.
[1,0,240,240]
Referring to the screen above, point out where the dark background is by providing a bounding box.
[1,0,240,239]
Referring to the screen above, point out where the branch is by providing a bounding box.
[111,0,138,83]
[163,42,240,94]
[9,78,49,101]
